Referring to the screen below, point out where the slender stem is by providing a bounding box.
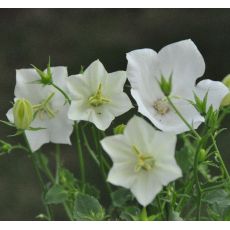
[74,122,86,192]
[211,134,230,181]
[23,133,53,220]
[193,141,203,221]
[91,126,112,194]
[51,83,71,104]
[54,145,74,220]
[82,130,100,166]
[166,96,201,140]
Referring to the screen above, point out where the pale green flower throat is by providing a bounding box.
[33,92,57,120]
[88,83,110,107]
[132,145,155,172]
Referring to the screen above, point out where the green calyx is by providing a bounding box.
[132,145,155,172]
[31,57,53,85]
[88,83,110,107]
[33,92,57,120]
[157,73,173,97]
[13,98,34,130]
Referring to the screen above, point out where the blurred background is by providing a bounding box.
[0,9,230,220]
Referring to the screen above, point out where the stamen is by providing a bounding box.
[88,83,110,107]
[153,98,170,115]
[132,145,155,172]
[33,92,57,120]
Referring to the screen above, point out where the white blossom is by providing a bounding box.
[7,67,73,152]
[101,116,182,206]
[67,60,133,130]
[194,79,229,111]
[126,39,206,134]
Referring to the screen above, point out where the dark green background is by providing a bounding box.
[0,9,229,220]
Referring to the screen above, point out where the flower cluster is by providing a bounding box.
[1,39,230,221]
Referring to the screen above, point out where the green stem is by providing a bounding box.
[91,126,112,194]
[211,134,230,181]
[51,83,71,104]
[140,207,148,221]
[166,96,201,140]
[194,141,203,221]
[74,122,86,192]
[54,145,74,221]
[23,133,53,220]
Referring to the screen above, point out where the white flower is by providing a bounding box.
[126,39,206,134]
[7,67,73,152]
[101,116,182,207]
[194,79,229,111]
[67,60,133,130]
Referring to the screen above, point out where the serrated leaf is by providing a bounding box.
[74,193,105,221]
[44,184,68,204]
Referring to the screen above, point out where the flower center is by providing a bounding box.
[33,92,57,120]
[88,83,110,107]
[132,145,155,172]
[153,98,170,115]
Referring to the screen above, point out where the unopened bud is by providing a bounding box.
[223,74,230,88]
[13,99,34,130]
[113,124,126,135]
[221,92,230,107]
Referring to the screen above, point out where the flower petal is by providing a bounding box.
[25,128,50,152]
[107,162,137,188]
[46,104,73,144]
[106,93,133,117]
[100,135,136,163]
[130,171,162,206]
[127,48,163,102]
[195,79,229,111]
[158,39,205,98]
[84,59,108,92]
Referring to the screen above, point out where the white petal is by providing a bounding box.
[90,108,115,130]
[100,135,136,163]
[50,66,68,90]
[15,69,51,104]
[107,162,137,188]
[25,129,50,152]
[106,93,133,117]
[46,104,73,145]
[154,162,182,186]
[127,48,163,102]
[67,74,91,100]
[84,59,108,92]
[195,79,229,111]
[158,39,205,98]
[6,108,14,123]
[104,71,127,95]
[130,171,162,206]
[68,101,114,130]
[124,115,158,154]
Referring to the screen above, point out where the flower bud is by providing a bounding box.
[198,148,207,161]
[221,92,230,107]
[113,124,126,135]
[13,99,34,130]
[223,74,230,88]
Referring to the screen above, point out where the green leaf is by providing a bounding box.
[111,188,132,207]
[203,189,230,207]
[120,206,141,221]
[44,184,68,204]
[169,210,183,221]
[74,193,105,220]
[176,146,193,174]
